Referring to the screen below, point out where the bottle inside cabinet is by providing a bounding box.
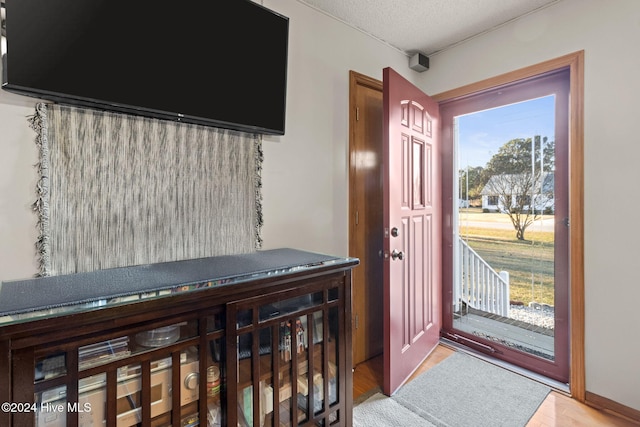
[233,290,341,427]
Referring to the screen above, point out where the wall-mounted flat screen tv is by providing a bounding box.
[1,0,289,135]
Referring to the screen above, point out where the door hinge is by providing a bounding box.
[356,107,360,121]
[355,210,359,226]
[355,313,359,329]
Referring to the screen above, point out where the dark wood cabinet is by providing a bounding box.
[0,249,358,427]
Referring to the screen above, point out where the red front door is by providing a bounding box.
[382,67,442,395]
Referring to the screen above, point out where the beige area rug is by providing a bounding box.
[353,352,550,427]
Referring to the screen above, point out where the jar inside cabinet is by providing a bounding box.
[231,289,341,427]
[32,319,213,427]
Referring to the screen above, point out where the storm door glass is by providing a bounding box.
[441,68,570,383]
[454,97,556,359]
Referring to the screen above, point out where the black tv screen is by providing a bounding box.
[1,0,289,135]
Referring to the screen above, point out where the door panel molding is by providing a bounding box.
[383,67,441,395]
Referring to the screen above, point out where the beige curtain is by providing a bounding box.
[29,103,263,276]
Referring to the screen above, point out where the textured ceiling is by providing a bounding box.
[297,0,560,56]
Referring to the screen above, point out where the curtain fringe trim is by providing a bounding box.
[27,102,51,277]
[254,134,264,249]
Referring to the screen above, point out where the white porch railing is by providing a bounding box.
[455,238,510,317]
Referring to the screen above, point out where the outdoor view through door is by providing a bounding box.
[441,69,570,383]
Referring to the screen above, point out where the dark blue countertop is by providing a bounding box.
[0,248,358,324]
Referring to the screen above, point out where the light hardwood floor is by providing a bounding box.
[353,345,639,426]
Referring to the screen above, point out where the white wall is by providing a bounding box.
[258,0,412,256]
[414,0,640,412]
[1,0,638,414]
[0,99,40,280]
[262,0,640,413]
[0,0,412,281]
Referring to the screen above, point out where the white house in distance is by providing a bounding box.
[481,172,554,214]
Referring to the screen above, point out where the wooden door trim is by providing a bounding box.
[349,71,382,258]
[349,70,384,366]
[431,50,585,402]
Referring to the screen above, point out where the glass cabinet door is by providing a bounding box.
[230,289,341,427]
[32,314,226,427]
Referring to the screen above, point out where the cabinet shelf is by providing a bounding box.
[0,249,357,426]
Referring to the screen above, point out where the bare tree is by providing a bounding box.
[484,173,552,240]
[484,137,554,240]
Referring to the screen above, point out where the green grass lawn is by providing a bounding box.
[460,225,555,306]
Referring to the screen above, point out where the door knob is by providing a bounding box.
[391,250,404,260]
